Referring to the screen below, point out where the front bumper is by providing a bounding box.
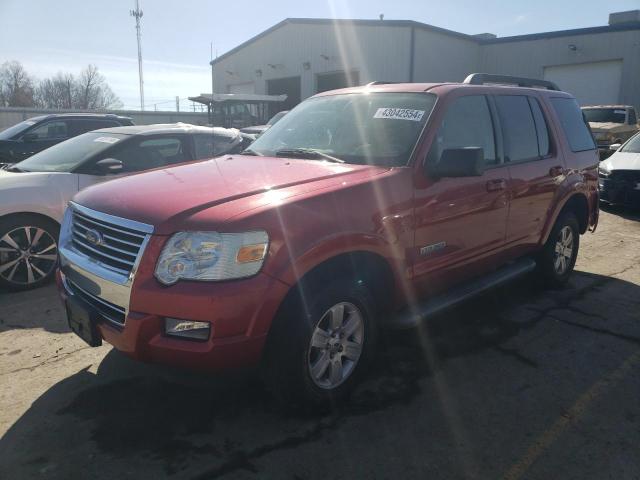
[57,267,290,371]
[599,176,640,208]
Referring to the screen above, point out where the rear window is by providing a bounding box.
[551,98,596,152]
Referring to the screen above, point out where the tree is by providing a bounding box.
[75,64,122,110]
[0,61,36,107]
[35,72,75,109]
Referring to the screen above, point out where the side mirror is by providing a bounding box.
[609,143,621,151]
[95,158,123,174]
[426,147,485,178]
[21,133,38,142]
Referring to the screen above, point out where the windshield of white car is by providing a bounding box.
[621,133,640,153]
[247,92,437,167]
[0,120,36,140]
[583,108,626,124]
[14,132,127,172]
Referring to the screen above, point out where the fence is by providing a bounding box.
[0,107,210,131]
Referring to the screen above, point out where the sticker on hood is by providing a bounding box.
[374,108,425,122]
[94,137,121,144]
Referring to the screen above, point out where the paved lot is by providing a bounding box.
[1,207,639,480]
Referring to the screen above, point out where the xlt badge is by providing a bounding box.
[420,241,446,256]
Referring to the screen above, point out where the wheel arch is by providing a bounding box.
[541,191,590,244]
[0,211,61,230]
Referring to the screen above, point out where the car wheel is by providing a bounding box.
[0,215,59,291]
[262,278,378,409]
[537,212,579,288]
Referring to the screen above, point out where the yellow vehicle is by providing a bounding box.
[582,105,639,158]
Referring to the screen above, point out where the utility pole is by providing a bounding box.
[130,0,145,111]
[176,96,180,112]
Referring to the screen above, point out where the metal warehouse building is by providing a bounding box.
[209,10,640,113]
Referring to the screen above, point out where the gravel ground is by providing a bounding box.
[1,206,639,480]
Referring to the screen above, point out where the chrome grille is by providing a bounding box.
[70,209,147,276]
[65,277,126,326]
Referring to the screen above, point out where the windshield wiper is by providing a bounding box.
[274,148,344,163]
[240,148,263,156]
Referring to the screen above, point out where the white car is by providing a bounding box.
[0,123,249,290]
[598,131,640,209]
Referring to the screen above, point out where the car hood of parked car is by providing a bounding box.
[73,155,390,234]
[600,151,640,172]
[589,122,629,133]
[0,169,72,188]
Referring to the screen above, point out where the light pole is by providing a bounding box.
[130,0,145,111]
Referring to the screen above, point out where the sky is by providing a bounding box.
[1,0,638,111]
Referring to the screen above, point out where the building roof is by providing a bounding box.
[188,93,288,105]
[210,17,640,65]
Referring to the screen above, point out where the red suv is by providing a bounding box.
[57,74,599,405]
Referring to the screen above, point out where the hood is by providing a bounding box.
[601,151,640,172]
[73,155,389,234]
[589,122,625,133]
[240,125,268,134]
[0,169,68,187]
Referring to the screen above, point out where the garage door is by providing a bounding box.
[228,82,255,94]
[544,60,622,106]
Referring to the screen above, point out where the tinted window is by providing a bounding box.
[628,109,637,125]
[28,120,68,140]
[551,98,596,152]
[582,108,626,124]
[428,95,496,165]
[106,136,188,172]
[495,96,539,162]
[529,98,550,157]
[194,134,239,159]
[0,120,36,140]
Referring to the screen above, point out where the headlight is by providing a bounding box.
[598,164,611,177]
[154,231,269,285]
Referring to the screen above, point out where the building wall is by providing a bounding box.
[479,29,640,107]
[213,22,414,99]
[412,28,479,83]
[212,21,640,110]
[0,107,209,131]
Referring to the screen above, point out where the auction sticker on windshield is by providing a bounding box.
[94,137,120,144]
[374,108,425,121]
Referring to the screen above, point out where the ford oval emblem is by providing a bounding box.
[85,228,104,247]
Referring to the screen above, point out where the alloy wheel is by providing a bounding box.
[307,301,365,390]
[0,226,58,286]
[553,226,574,275]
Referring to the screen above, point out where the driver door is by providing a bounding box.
[412,94,510,296]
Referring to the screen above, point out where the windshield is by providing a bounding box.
[267,111,287,126]
[621,132,640,153]
[0,120,36,140]
[583,108,626,124]
[14,132,127,172]
[248,92,437,166]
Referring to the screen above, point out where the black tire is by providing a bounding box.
[0,214,59,291]
[536,212,580,288]
[262,277,378,410]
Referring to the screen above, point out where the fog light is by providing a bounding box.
[164,318,210,341]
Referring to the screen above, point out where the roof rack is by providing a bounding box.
[463,73,560,91]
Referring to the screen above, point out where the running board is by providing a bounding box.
[390,257,537,329]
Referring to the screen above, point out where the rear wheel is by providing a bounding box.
[263,278,378,409]
[537,212,579,288]
[0,215,59,291]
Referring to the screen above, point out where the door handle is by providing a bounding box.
[486,179,507,192]
[549,166,564,177]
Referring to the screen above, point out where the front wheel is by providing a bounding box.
[262,278,378,409]
[536,212,580,288]
[0,215,59,291]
